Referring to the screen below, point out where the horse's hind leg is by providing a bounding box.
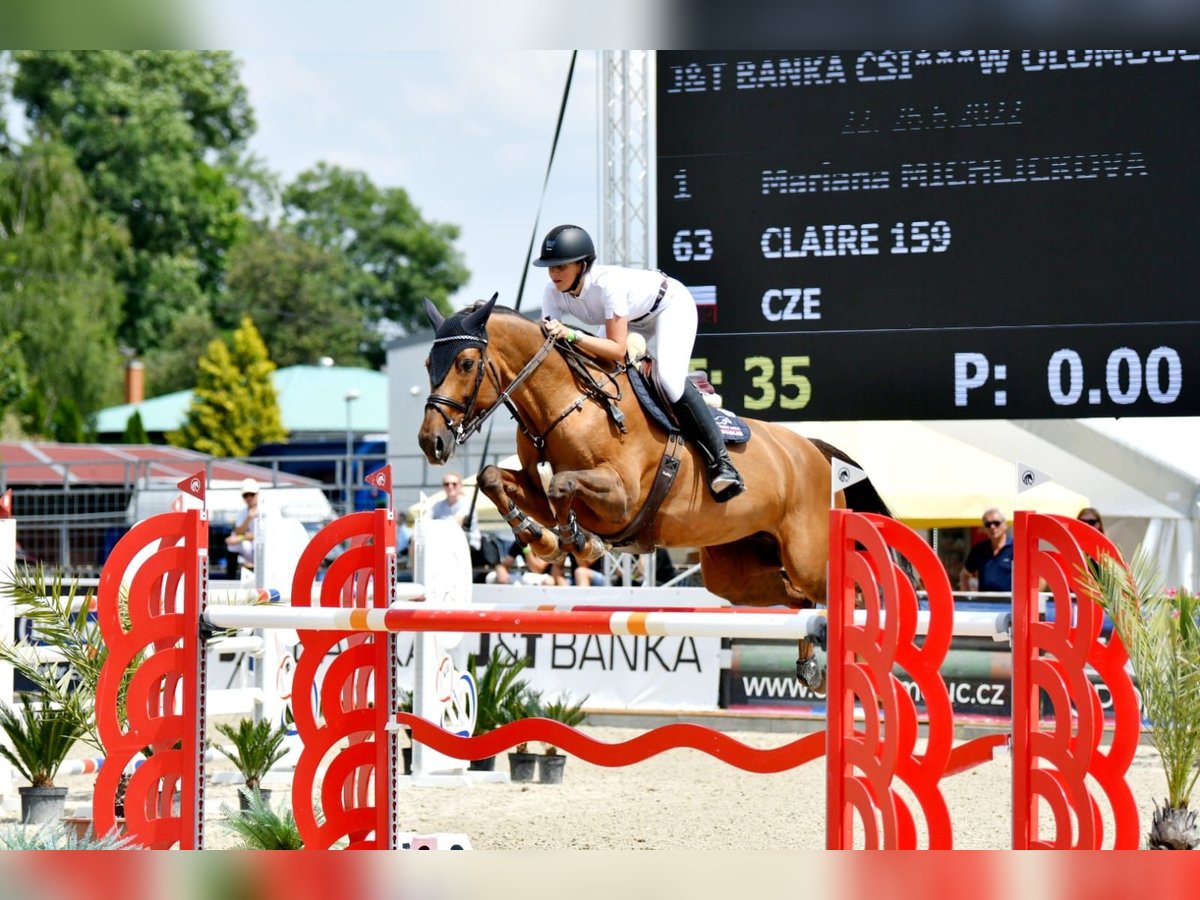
[699,539,826,692]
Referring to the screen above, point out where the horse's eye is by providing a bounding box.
[459,358,475,373]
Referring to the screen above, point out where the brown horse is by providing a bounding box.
[417,296,893,686]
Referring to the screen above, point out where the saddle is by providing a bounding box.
[627,358,752,445]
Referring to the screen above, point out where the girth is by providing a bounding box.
[597,431,685,555]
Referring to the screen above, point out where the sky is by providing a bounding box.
[234,50,603,316]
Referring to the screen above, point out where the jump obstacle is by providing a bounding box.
[62,466,1142,849]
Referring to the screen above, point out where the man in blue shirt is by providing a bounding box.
[959,508,1014,594]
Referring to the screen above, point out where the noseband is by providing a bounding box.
[425,331,558,445]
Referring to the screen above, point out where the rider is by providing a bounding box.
[535,224,745,502]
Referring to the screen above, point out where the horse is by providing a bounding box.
[417,295,894,687]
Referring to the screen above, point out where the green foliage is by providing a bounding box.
[11,51,256,351]
[537,693,589,755]
[1084,550,1200,811]
[220,788,303,850]
[221,227,373,367]
[142,308,219,396]
[468,648,538,736]
[0,138,127,434]
[283,162,469,363]
[0,695,84,787]
[168,316,286,456]
[0,331,30,421]
[0,821,142,850]
[213,718,289,790]
[0,566,114,752]
[122,409,149,443]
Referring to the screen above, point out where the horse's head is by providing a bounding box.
[418,293,499,463]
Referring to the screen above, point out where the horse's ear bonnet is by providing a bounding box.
[426,293,498,388]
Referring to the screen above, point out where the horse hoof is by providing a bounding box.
[795,656,824,691]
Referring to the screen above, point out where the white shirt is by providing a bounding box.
[541,264,667,330]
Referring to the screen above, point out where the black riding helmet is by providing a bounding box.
[533,224,596,267]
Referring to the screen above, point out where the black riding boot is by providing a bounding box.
[672,382,745,502]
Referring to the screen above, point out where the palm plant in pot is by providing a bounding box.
[536,693,589,785]
[213,717,289,810]
[0,566,142,821]
[467,648,535,774]
[1084,550,1200,849]
[0,694,84,823]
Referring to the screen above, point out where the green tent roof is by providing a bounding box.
[96,365,388,436]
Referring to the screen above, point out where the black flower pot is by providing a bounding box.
[468,755,496,772]
[537,754,566,785]
[507,752,538,782]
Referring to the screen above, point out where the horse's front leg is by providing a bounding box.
[545,464,631,564]
[476,464,563,560]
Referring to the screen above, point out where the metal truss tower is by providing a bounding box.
[599,51,652,268]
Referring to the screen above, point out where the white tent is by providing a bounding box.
[791,421,1091,528]
[988,417,1200,591]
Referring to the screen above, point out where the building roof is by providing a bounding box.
[0,442,322,488]
[94,365,388,436]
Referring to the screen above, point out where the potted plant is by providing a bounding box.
[213,717,289,810]
[467,648,534,773]
[505,686,543,783]
[536,693,589,785]
[0,566,143,823]
[219,787,303,849]
[0,694,84,823]
[1085,550,1200,849]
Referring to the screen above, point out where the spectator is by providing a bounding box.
[1076,507,1105,533]
[959,507,1013,594]
[225,478,260,575]
[567,553,607,587]
[489,540,567,586]
[430,471,482,560]
[396,511,415,582]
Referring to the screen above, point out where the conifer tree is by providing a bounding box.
[168,317,286,456]
[122,410,149,444]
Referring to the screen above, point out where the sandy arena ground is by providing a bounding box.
[20,721,1171,850]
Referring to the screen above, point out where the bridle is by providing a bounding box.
[424,330,558,446]
[424,324,628,450]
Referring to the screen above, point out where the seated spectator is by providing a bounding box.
[489,540,568,586]
[567,554,607,587]
[1076,507,1105,533]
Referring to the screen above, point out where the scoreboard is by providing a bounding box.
[656,50,1200,420]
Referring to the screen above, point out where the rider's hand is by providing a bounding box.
[542,318,567,340]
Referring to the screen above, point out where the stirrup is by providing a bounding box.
[709,462,745,503]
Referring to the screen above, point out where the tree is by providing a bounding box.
[0,138,127,435]
[142,308,220,397]
[168,317,286,457]
[9,51,256,352]
[221,228,374,368]
[282,163,469,362]
[122,410,148,444]
[0,332,30,425]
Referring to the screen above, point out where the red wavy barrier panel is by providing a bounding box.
[396,713,826,773]
[826,510,960,849]
[1011,512,1140,849]
[290,509,397,850]
[93,510,206,849]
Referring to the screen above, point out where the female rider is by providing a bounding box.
[535,224,744,502]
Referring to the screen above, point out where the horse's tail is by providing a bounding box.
[809,437,917,587]
[808,438,894,518]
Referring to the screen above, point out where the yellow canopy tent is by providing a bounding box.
[789,421,1091,529]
